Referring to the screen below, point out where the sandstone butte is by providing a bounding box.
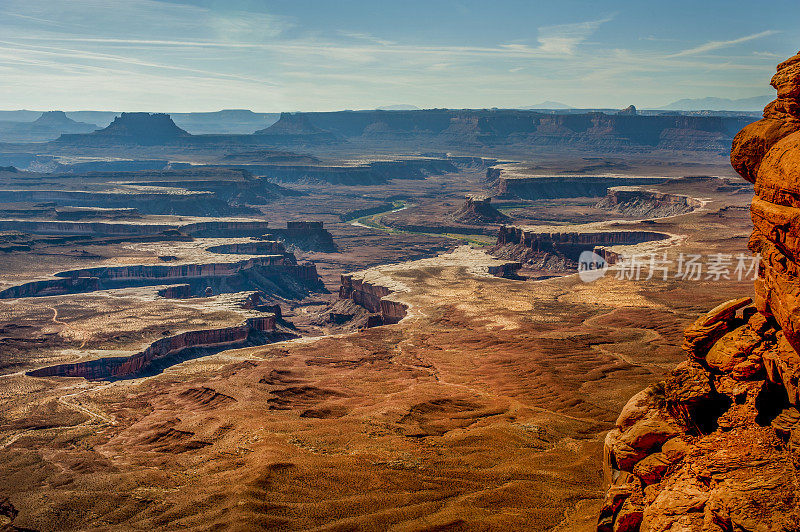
[598,53,800,531]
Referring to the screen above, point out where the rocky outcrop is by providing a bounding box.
[597,187,704,218]
[269,221,338,252]
[338,274,408,325]
[491,226,669,270]
[451,196,510,224]
[27,316,291,380]
[599,52,800,532]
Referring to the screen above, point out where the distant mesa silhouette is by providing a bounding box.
[33,110,96,128]
[87,112,191,144]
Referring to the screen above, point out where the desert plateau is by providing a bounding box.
[0,2,799,531]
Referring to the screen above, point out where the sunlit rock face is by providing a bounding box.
[732,51,800,353]
[599,52,800,532]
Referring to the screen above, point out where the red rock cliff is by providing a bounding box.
[598,53,800,532]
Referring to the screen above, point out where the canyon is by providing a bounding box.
[0,92,783,530]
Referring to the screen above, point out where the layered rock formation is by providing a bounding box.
[492,225,669,270]
[27,316,291,380]
[0,236,322,299]
[338,273,409,325]
[597,187,704,218]
[599,52,800,532]
[269,221,338,252]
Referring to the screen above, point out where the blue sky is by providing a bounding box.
[0,0,797,111]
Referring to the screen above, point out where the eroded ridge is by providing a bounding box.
[598,52,800,532]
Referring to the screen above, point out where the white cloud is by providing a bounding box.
[669,30,778,57]
[536,17,613,55]
[0,1,786,111]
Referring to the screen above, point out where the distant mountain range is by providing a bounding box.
[660,95,773,111]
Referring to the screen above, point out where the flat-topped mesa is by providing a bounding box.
[27,316,292,380]
[492,225,669,271]
[58,112,190,145]
[596,186,704,218]
[599,53,800,532]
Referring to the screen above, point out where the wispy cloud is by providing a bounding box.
[669,30,778,57]
[536,17,613,55]
[0,0,787,111]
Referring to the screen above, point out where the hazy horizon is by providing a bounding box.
[1,0,798,112]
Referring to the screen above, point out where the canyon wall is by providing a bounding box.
[27,316,287,380]
[205,241,287,256]
[491,173,661,200]
[0,220,334,252]
[0,250,321,299]
[598,52,800,532]
[492,225,669,270]
[0,220,174,236]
